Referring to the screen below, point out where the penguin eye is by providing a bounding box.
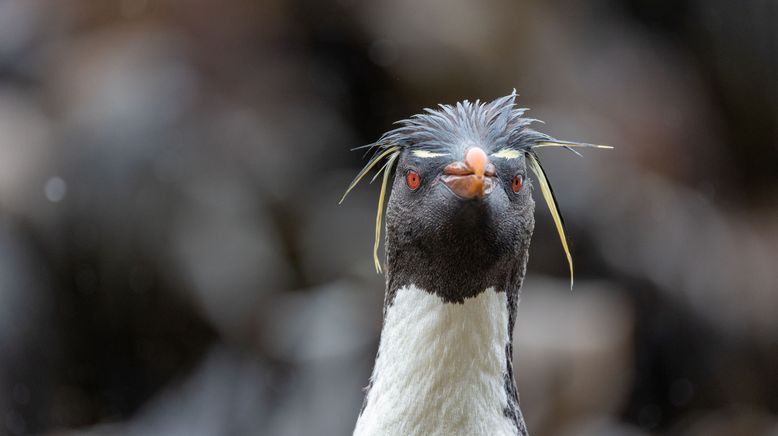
[406,170,421,190]
[512,175,523,193]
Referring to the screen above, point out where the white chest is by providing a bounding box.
[354,285,518,436]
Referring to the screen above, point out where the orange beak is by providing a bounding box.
[441,147,496,199]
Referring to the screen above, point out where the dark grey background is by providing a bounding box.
[0,0,776,435]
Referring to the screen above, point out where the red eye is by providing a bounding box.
[406,170,420,190]
[512,175,523,193]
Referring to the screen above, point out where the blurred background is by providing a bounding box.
[0,0,776,435]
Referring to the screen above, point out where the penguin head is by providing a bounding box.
[341,91,611,297]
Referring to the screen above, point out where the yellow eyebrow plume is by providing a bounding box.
[492,148,523,159]
[526,152,574,290]
[412,150,450,158]
[373,152,400,273]
[532,141,613,158]
[339,146,400,204]
[339,143,401,274]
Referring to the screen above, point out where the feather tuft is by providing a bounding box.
[373,152,399,273]
[526,151,575,290]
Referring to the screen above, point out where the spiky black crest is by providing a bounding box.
[340,90,611,286]
[376,91,549,153]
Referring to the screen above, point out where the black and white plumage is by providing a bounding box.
[343,91,610,436]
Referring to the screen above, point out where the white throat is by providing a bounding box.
[354,285,518,436]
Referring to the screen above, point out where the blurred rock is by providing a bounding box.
[58,346,270,436]
[257,281,383,436]
[0,0,48,66]
[51,26,196,143]
[557,416,649,436]
[0,89,53,214]
[0,220,57,436]
[295,170,385,285]
[171,173,291,340]
[514,277,634,435]
[680,407,778,436]
[257,281,382,363]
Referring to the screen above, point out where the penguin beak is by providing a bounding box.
[441,147,496,199]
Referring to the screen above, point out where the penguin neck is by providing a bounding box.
[354,264,529,436]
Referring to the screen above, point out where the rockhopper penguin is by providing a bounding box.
[341,91,611,436]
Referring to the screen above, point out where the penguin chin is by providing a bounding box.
[385,197,528,303]
[429,187,515,252]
